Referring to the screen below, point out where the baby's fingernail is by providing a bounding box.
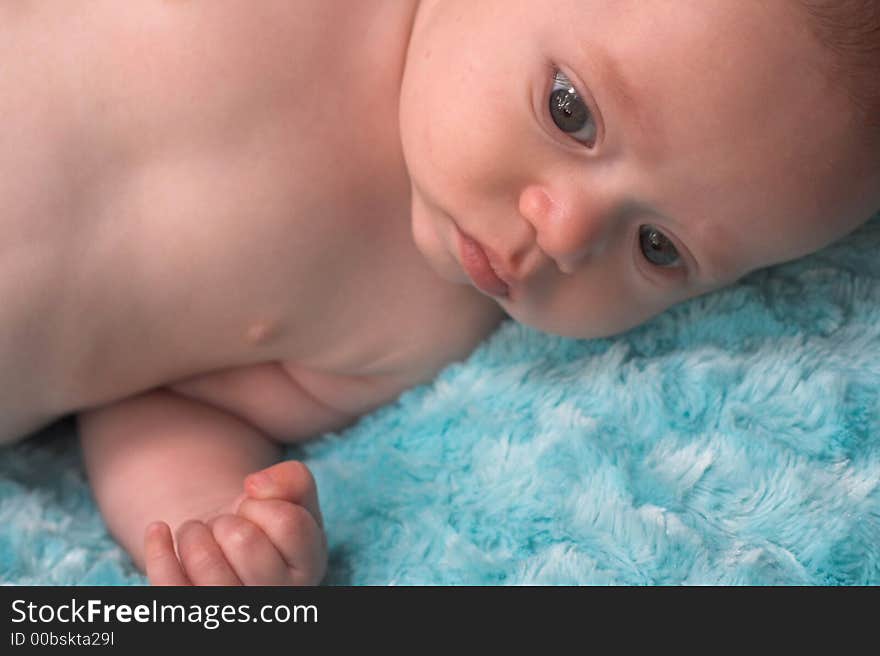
[146,522,166,538]
[247,471,272,493]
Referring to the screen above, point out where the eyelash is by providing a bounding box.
[544,64,601,148]
[632,225,690,286]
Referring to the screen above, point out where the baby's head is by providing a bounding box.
[399,0,880,338]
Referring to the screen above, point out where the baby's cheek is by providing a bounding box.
[512,274,678,339]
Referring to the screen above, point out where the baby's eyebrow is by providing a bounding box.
[686,224,745,288]
[592,46,639,119]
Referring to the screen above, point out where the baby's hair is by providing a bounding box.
[798,0,880,132]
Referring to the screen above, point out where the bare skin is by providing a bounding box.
[401,0,880,338]
[1,1,502,584]
[2,1,878,585]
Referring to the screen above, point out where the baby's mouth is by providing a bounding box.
[456,228,510,299]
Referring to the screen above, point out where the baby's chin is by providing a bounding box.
[503,301,649,341]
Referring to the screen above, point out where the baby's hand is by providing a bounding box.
[144,461,326,586]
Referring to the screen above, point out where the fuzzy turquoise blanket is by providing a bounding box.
[3,215,880,585]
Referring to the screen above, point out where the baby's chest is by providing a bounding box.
[163,222,504,441]
[169,290,501,443]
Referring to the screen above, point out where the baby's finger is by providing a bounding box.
[237,498,326,585]
[176,520,243,586]
[144,522,190,586]
[244,461,323,528]
[209,514,292,585]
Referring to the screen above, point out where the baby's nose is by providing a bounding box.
[517,185,607,274]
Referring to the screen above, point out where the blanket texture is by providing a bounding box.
[3,215,880,585]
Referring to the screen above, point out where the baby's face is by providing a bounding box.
[399,0,879,338]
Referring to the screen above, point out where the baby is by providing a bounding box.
[2,0,878,585]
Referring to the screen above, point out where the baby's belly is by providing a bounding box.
[167,361,421,444]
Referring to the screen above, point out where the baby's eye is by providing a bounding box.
[548,70,597,147]
[638,225,681,267]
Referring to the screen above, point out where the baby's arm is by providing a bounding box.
[78,389,326,585]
